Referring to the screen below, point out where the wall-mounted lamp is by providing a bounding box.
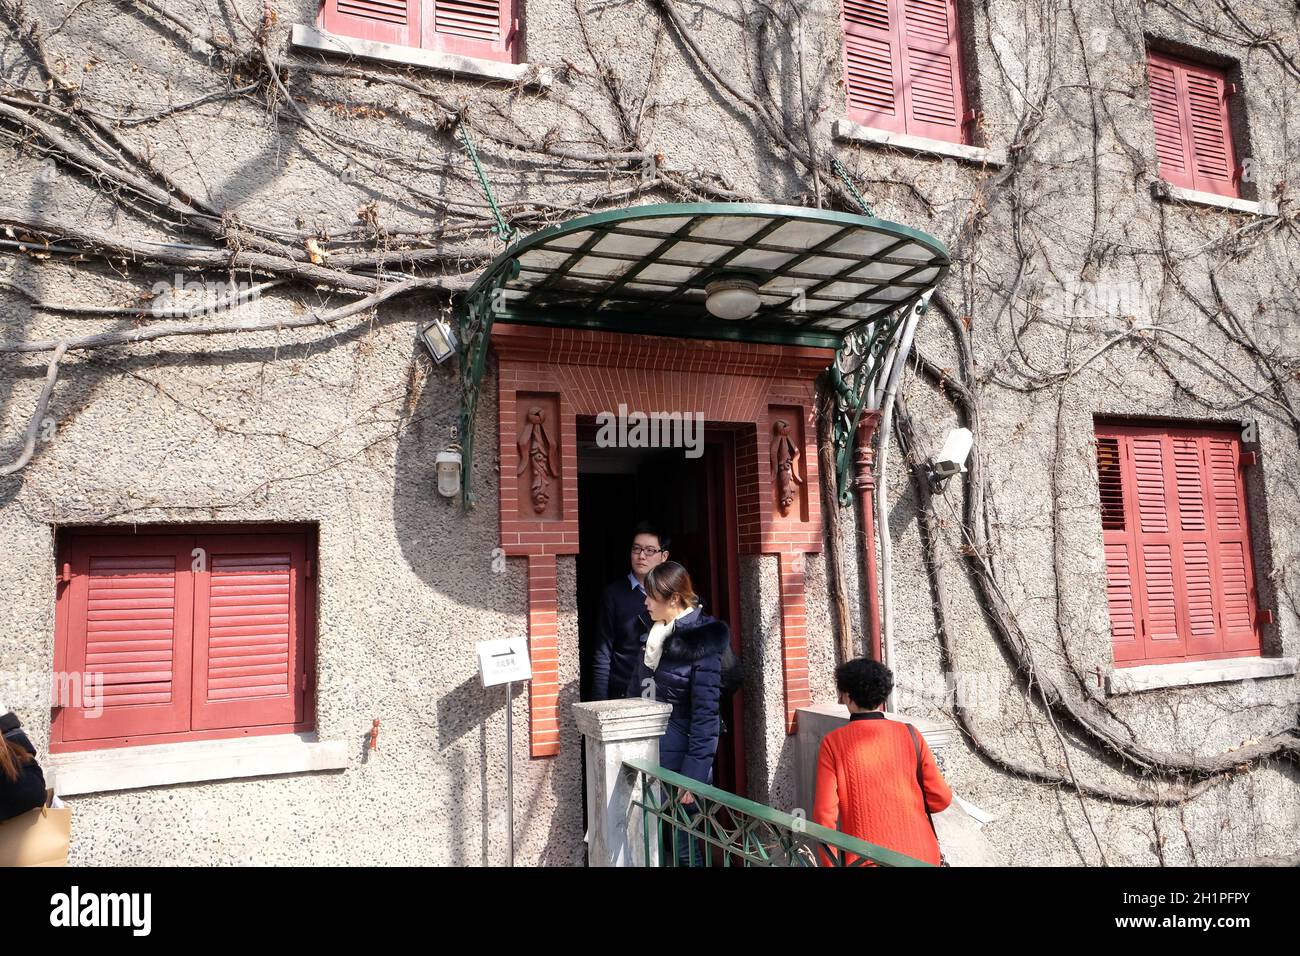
[436,446,462,498]
[926,427,973,493]
[419,318,459,364]
[705,275,761,320]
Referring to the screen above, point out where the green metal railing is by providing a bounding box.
[624,758,931,868]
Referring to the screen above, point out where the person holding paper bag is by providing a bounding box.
[0,705,45,823]
[1,704,71,867]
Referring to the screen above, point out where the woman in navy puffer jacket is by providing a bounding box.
[624,562,730,788]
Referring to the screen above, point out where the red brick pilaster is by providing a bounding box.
[527,552,560,757]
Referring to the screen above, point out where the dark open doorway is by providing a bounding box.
[575,419,747,798]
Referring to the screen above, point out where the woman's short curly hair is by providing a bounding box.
[835,658,893,710]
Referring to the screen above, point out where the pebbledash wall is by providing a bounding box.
[0,0,1297,865]
[0,309,843,866]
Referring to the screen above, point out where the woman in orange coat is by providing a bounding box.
[813,659,952,866]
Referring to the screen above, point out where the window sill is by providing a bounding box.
[832,119,1007,167]
[46,733,349,796]
[1150,180,1278,217]
[1106,656,1297,696]
[290,24,553,90]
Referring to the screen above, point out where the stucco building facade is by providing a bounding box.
[0,0,1296,865]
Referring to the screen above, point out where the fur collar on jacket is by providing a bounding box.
[661,614,731,663]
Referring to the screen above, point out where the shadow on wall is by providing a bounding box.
[398,367,585,865]
[434,675,584,866]
[439,675,504,866]
[1242,451,1284,657]
[391,347,512,613]
[518,677,586,867]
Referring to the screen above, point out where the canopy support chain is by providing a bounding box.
[831,159,874,218]
[459,120,518,245]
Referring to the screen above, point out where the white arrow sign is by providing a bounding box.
[477,636,532,688]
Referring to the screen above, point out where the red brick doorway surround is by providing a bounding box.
[492,324,834,757]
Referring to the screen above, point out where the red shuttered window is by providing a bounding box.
[319,0,518,63]
[1146,51,1238,197]
[52,528,316,752]
[1095,423,1262,667]
[841,0,969,144]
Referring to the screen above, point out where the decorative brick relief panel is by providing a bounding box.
[513,393,563,521]
[768,405,810,523]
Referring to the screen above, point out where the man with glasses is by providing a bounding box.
[592,521,670,700]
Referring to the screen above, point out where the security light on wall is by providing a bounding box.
[926,427,974,492]
[436,447,462,498]
[419,318,459,364]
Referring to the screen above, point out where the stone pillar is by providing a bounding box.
[572,699,672,867]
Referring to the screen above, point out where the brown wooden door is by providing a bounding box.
[577,425,748,798]
[702,428,746,799]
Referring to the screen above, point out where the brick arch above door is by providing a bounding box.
[491,324,835,756]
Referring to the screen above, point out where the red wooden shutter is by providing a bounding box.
[320,0,421,48]
[1096,437,1142,662]
[1097,424,1261,667]
[1127,435,1187,661]
[898,0,965,143]
[1171,436,1220,658]
[191,534,308,731]
[57,536,194,742]
[1147,54,1194,190]
[842,0,906,134]
[423,0,516,62]
[1204,436,1260,653]
[1147,52,1238,198]
[1182,63,1236,196]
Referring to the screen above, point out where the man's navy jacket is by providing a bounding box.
[591,576,652,700]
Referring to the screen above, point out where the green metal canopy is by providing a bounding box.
[454,202,950,507]
[463,202,949,350]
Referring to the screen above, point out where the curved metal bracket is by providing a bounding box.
[829,292,934,506]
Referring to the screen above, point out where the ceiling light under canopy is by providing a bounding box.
[705,276,761,320]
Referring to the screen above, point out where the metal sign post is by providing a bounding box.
[476,637,532,868]
[505,679,513,867]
